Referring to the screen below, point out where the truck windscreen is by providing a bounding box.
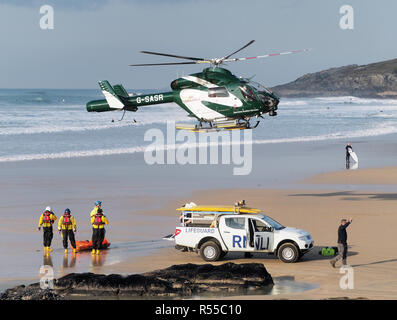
[258,215,285,230]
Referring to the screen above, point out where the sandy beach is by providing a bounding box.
[306,165,397,185]
[109,171,397,300]
[1,138,397,299]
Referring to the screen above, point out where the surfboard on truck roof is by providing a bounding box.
[176,205,261,214]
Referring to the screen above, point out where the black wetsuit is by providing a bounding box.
[62,229,76,249]
[346,146,352,163]
[92,228,105,250]
[43,226,53,247]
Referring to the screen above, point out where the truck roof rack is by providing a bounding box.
[176,205,261,215]
[177,203,263,226]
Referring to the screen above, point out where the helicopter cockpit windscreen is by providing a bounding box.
[244,80,277,106]
[248,80,273,95]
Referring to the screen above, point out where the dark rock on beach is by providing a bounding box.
[0,262,273,300]
[0,284,61,300]
[271,58,397,99]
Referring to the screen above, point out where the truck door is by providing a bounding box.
[249,218,274,252]
[219,216,248,251]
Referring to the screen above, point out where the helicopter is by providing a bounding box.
[86,40,310,131]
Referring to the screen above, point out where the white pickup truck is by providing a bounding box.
[172,205,313,263]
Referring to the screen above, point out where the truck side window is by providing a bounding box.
[225,217,245,229]
[252,219,271,232]
[208,86,229,98]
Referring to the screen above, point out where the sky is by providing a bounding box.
[1,0,396,89]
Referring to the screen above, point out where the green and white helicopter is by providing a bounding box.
[86,40,309,131]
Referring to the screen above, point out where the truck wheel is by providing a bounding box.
[278,243,299,263]
[200,241,221,262]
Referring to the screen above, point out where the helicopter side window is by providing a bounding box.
[208,87,229,98]
[239,86,257,102]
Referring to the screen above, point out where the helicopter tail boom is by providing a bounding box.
[86,80,174,113]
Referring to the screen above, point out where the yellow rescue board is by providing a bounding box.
[175,126,247,132]
[176,205,261,214]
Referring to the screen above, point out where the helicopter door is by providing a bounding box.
[239,85,257,103]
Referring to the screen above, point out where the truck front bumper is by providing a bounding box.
[298,240,314,253]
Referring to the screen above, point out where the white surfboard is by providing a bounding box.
[350,162,359,170]
[349,149,358,162]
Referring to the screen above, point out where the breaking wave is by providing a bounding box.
[0,116,192,136]
[1,122,396,163]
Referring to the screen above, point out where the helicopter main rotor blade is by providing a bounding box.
[223,48,311,63]
[130,62,200,67]
[222,40,255,60]
[140,51,205,61]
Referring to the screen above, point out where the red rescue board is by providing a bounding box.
[76,239,111,251]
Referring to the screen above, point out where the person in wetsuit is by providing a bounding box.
[38,206,57,254]
[345,143,353,164]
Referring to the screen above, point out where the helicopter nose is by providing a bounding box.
[269,98,279,116]
[263,97,278,109]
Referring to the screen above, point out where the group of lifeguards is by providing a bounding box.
[37,200,109,255]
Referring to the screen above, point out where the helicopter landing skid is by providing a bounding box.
[176,120,259,132]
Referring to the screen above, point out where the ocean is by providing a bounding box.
[1,89,397,163]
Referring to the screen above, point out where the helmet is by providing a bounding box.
[95,200,102,206]
[64,208,71,214]
[45,206,52,212]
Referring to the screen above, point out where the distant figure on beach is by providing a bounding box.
[91,208,109,255]
[90,200,102,218]
[330,218,353,267]
[345,143,353,164]
[38,206,57,254]
[58,208,77,254]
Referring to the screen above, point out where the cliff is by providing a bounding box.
[271,58,397,99]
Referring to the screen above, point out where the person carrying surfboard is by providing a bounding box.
[90,208,109,255]
[38,206,57,254]
[58,208,77,254]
